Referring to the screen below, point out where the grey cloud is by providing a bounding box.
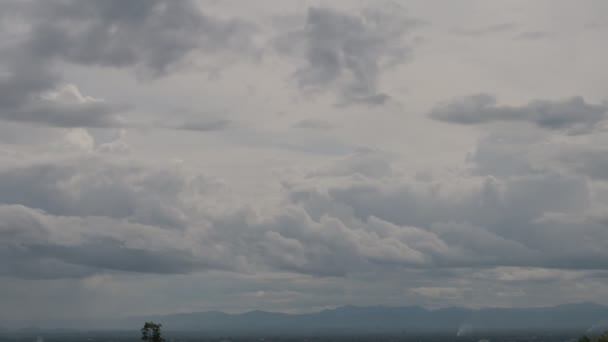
[0,0,256,128]
[430,94,607,133]
[2,129,608,281]
[452,22,517,36]
[539,143,608,181]
[4,87,127,128]
[172,119,233,132]
[2,141,608,281]
[273,146,607,273]
[0,63,56,109]
[0,156,242,279]
[28,240,208,275]
[211,207,438,277]
[514,31,550,41]
[0,157,208,229]
[0,204,231,279]
[292,119,335,130]
[275,5,421,105]
[337,93,391,107]
[307,151,394,178]
[0,57,128,127]
[19,0,257,76]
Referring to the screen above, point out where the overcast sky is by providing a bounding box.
[1,0,608,323]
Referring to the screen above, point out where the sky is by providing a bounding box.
[1,0,608,323]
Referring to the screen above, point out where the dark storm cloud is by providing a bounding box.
[430,94,607,133]
[275,5,422,105]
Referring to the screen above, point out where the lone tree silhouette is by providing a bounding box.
[141,321,164,342]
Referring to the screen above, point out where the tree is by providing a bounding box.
[598,331,608,342]
[578,336,591,342]
[141,321,164,342]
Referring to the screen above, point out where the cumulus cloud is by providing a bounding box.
[3,121,608,281]
[275,5,422,105]
[0,204,232,279]
[0,155,241,279]
[430,94,608,133]
[274,145,608,273]
[0,0,256,128]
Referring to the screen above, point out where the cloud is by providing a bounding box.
[514,31,550,41]
[293,119,335,130]
[0,204,231,279]
[172,119,233,132]
[0,83,127,128]
[410,287,469,299]
[452,22,517,36]
[430,94,607,133]
[0,157,214,227]
[274,145,608,273]
[275,5,422,105]
[0,0,257,128]
[18,0,257,76]
[0,155,242,279]
[3,127,608,280]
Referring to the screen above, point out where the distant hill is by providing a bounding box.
[4,302,608,335]
[128,302,608,335]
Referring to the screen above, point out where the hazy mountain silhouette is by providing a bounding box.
[4,303,608,334]
[126,302,608,334]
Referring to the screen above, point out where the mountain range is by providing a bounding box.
[7,302,608,335]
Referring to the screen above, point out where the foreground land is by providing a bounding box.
[0,330,585,342]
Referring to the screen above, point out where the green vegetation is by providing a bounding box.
[141,321,164,342]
